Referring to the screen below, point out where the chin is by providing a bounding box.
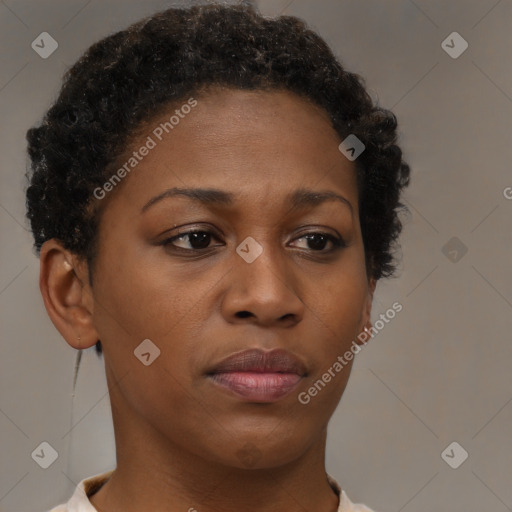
[210,430,316,471]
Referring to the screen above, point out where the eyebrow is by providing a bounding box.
[141,186,353,215]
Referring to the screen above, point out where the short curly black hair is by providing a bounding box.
[25,2,410,360]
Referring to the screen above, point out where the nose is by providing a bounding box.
[220,241,305,328]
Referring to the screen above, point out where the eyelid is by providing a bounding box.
[159,223,222,239]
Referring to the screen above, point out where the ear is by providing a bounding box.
[39,239,99,350]
[357,277,377,344]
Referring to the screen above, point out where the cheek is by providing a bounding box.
[92,240,200,342]
[91,246,206,427]
[296,267,367,417]
[90,238,221,398]
[300,258,368,403]
[312,254,368,335]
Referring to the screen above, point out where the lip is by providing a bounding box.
[206,348,307,403]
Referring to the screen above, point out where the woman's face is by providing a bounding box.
[85,87,374,469]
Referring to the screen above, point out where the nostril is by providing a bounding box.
[236,311,252,318]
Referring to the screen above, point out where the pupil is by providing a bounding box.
[190,232,210,249]
[307,234,326,250]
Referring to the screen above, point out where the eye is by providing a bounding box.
[160,228,345,254]
[162,230,221,251]
[290,232,345,252]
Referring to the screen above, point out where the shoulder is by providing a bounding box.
[327,473,378,512]
[46,506,67,512]
[45,469,114,512]
[340,489,379,512]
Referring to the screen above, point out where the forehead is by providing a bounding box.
[100,87,357,214]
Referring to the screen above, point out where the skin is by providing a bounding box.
[40,87,376,512]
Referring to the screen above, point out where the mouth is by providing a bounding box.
[206,348,307,403]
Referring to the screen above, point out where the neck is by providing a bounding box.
[89,369,340,512]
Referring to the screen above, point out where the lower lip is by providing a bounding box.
[208,372,302,402]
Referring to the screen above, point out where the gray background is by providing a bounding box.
[1,0,511,511]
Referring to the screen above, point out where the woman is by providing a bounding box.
[26,3,410,511]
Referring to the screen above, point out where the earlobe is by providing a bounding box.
[358,277,377,343]
[39,239,99,350]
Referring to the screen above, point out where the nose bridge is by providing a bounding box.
[235,222,282,280]
[224,230,304,325]
[236,233,286,290]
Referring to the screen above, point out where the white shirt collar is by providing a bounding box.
[49,470,377,512]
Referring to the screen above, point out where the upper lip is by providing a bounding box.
[207,348,307,376]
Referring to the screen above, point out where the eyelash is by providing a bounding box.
[160,229,346,254]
